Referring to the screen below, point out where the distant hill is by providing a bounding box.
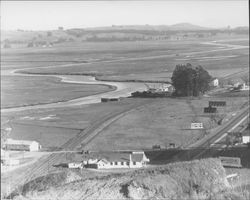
[168,22,210,30]
[85,23,211,31]
[1,23,248,48]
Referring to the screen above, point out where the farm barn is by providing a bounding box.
[5,139,41,151]
[86,152,150,169]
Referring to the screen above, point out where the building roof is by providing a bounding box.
[242,127,250,136]
[6,138,38,146]
[99,152,146,163]
[242,131,250,137]
[70,152,149,164]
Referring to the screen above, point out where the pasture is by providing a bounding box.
[1,98,152,148]
[2,36,248,81]
[85,95,248,151]
[12,40,249,84]
[1,75,113,108]
[1,35,249,151]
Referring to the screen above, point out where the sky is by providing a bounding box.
[1,1,249,30]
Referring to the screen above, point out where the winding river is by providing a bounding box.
[1,70,147,113]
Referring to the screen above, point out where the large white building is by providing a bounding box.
[85,152,150,169]
[5,139,41,152]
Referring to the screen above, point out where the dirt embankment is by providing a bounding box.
[9,158,247,200]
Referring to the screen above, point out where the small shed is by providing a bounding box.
[241,128,250,144]
[210,78,219,87]
[5,139,41,152]
[68,162,83,169]
[242,131,250,144]
[242,135,250,144]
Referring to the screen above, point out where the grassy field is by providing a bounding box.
[1,36,249,150]
[7,123,81,149]
[219,40,249,46]
[1,36,248,111]
[1,98,153,148]
[1,75,113,108]
[15,43,249,84]
[2,37,248,80]
[2,92,248,151]
[85,95,248,151]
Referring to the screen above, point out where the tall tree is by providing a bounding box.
[171,63,212,96]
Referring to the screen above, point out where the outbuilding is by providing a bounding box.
[5,139,41,152]
[242,134,250,144]
[68,162,83,169]
[210,78,219,87]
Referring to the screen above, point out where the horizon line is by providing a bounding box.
[1,23,249,32]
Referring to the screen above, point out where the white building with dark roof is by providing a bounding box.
[86,152,150,169]
[242,129,250,144]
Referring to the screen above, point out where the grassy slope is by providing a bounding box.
[10,158,247,200]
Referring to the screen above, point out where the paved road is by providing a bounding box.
[180,106,249,160]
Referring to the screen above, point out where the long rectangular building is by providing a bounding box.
[5,139,41,151]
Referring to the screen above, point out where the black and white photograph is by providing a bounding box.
[1,0,249,199]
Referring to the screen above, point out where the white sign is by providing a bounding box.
[191,123,203,129]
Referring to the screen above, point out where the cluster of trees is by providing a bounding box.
[171,63,212,96]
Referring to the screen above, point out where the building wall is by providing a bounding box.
[242,136,250,144]
[213,79,219,87]
[30,142,40,151]
[5,144,30,151]
[97,161,144,169]
[5,141,40,152]
[68,163,83,168]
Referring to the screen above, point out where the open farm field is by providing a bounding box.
[1,40,214,70]
[7,123,81,149]
[1,98,153,148]
[212,90,249,98]
[85,95,248,151]
[1,36,249,151]
[9,39,248,83]
[218,39,249,46]
[1,75,113,108]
